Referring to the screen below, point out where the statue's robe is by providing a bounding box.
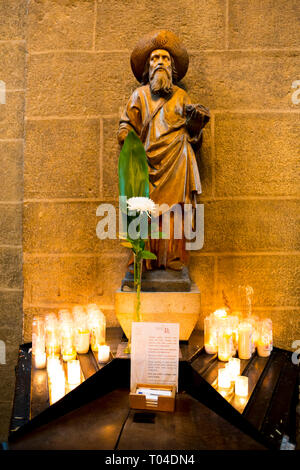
[118,84,202,269]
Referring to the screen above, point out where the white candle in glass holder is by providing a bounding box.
[204,316,218,354]
[74,314,90,354]
[238,322,253,359]
[228,316,239,355]
[218,368,231,390]
[32,315,45,355]
[45,314,60,356]
[47,356,61,381]
[61,320,76,361]
[227,358,241,381]
[75,329,90,354]
[218,318,233,362]
[89,310,106,352]
[257,319,273,357]
[213,309,227,319]
[67,360,81,385]
[235,376,248,397]
[98,345,110,363]
[35,350,46,369]
[50,370,66,404]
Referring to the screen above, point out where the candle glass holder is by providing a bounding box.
[89,310,106,352]
[226,357,241,382]
[32,315,45,356]
[228,315,239,356]
[235,375,249,398]
[204,316,218,354]
[45,314,60,356]
[74,314,90,354]
[67,360,81,385]
[98,345,110,363]
[238,322,253,360]
[218,368,231,391]
[61,320,76,361]
[257,318,273,357]
[218,318,233,362]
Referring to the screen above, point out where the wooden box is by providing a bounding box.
[129,383,176,412]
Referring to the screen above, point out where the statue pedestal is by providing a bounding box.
[115,283,200,341]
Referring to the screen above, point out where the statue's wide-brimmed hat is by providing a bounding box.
[130,30,189,83]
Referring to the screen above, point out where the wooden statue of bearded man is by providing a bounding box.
[118,30,210,271]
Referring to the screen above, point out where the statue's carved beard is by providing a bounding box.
[149,68,173,97]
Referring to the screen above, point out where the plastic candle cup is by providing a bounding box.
[67,360,81,385]
[235,376,248,398]
[218,368,231,390]
[98,345,110,363]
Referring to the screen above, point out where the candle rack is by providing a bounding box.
[8,328,299,450]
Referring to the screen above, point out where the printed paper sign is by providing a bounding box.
[130,322,179,392]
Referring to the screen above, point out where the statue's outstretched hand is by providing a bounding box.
[185,104,210,135]
[118,129,129,146]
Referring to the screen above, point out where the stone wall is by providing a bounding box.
[23,0,300,349]
[0,0,299,440]
[0,0,25,441]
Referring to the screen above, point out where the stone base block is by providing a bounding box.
[115,283,201,341]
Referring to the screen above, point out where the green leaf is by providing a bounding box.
[141,250,157,260]
[121,242,132,248]
[118,131,149,200]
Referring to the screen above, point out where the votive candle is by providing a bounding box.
[34,350,46,369]
[227,357,241,381]
[75,330,90,354]
[50,371,66,404]
[218,318,233,362]
[257,319,273,357]
[238,322,253,360]
[204,316,218,354]
[67,360,81,385]
[98,345,110,363]
[218,368,231,390]
[235,376,249,397]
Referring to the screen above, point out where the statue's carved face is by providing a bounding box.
[149,49,173,97]
[149,49,172,78]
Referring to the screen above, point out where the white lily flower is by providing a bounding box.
[127,197,156,216]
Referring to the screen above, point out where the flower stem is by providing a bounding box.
[134,253,142,322]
